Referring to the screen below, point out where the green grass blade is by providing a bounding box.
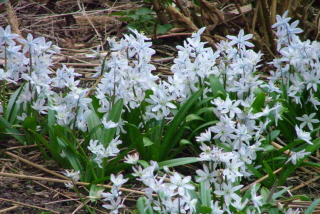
[158,157,198,168]
[87,103,102,141]
[209,75,226,98]
[5,83,24,124]
[127,123,148,160]
[100,98,123,146]
[304,198,320,214]
[160,88,204,160]
[137,197,154,214]
[0,117,24,143]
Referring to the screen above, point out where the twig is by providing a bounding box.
[290,176,320,192]
[0,172,147,196]
[240,167,283,192]
[4,151,69,180]
[77,0,101,38]
[0,205,19,213]
[0,198,60,213]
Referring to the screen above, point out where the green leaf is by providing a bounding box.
[200,182,211,207]
[263,161,276,184]
[100,98,124,146]
[246,164,270,187]
[135,7,154,16]
[272,186,291,200]
[157,24,172,34]
[160,88,204,160]
[209,75,226,98]
[251,92,266,112]
[180,139,192,145]
[186,114,205,122]
[25,129,51,160]
[5,83,24,124]
[304,198,320,214]
[89,185,105,202]
[137,197,154,214]
[0,117,24,143]
[268,207,280,214]
[187,120,218,140]
[283,195,311,202]
[158,157,198,168]
[143,136,154,147]
[200,206,212,214]
[264,130,280,145]
[127,14,140,21]
[127,123,148,159]
[57,138,83,173]
[87,103,102,140]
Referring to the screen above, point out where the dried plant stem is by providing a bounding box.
[251,0,260,32]
[4,151,69,180]
[233,0,250,32]
[77,0,101,38]
[151,0,168,25]
[0,172,147,196]
[260,0,277,55]
[0,205,19,213]
[240,167,283,192]
[0,197,60,213]
[290,176,320,192]
[270,0,277,25]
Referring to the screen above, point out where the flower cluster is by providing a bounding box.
[0,9,316,214]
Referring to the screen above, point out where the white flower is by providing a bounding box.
[196,164,217,189]
[0,26,19,45]
[210,200,224,214]
[251,184,262,213]
[146,89,176,117]
[101,117,118,129]
[169,172,195,196]
[296,113,319,130]
[62,169,80,182]
[227,29,254,49]
[196,129,212,142]
[110,174,128,187]
[295,125,313,144]
[284,208,300,214]
[285,149,311,165]
[124,153,139,165]
[214,182,243,205]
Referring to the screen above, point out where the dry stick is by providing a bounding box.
[6,144,38,151]
[166,5,217,50]
[260,0,277,56]
[72,198,90,214]
[0,198,60,214]
[25,180,106,214]
[4,151,69,180]
[290,176,320,192]
[0,172,147,196]
[0,205,19,213]
[76,0,101,38]
[233,0,250,32]
[240,167,283,193]
[33,180,77,201]
[270,0,277,25]
[251,0,260,31]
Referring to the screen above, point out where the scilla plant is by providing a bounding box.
[1,10,320,213]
